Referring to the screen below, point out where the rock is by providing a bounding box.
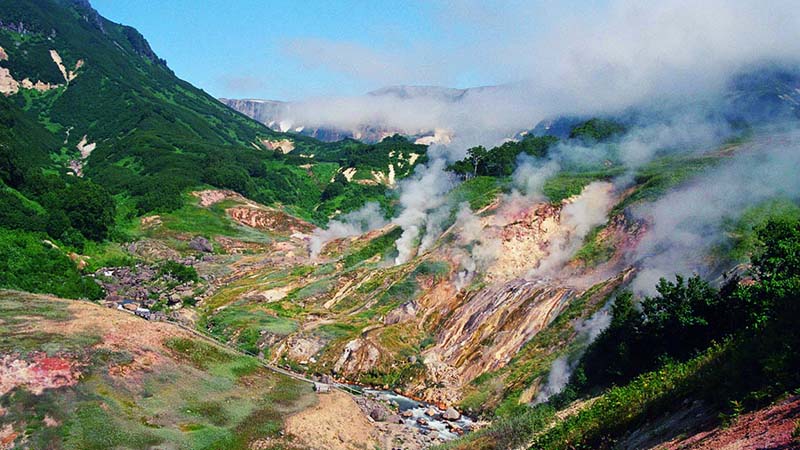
[188,236,213,253]
[425,407,437,417]
[416,417,428,426]
[387,414,403,424]
[447,423,464,435]
[443,407,461,421]
[401,410,414,418]
[122,302,138,311]
[370,407,387,421]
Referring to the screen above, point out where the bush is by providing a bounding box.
[0,228,104,299]
[159,260,199,283]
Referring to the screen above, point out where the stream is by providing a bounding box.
[358,388,477,440]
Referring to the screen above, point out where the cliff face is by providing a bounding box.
[219,98,287,124]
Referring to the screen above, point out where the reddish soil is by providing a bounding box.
[226,206,314,235]
[657,396,800,450]
[0,353,81,397]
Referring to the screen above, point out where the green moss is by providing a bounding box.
[543,169,622,203]
[573,226,615,266]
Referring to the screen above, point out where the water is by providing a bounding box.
[360,388,476,440]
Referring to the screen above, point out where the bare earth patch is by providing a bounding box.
[0,353,81,397]
[654,396,800,450]
[285,391,378,450]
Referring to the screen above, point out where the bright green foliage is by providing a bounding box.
[542,168,622,203]
[723,198,800,261]
[611,156,718,214]
[0,0,380,221]
[159,260,199,283]
[572,225,615,266]
[450,176,504,210]
[568,118,627,142]
[541,218,800,448]
[0,228,103,299]
[448,135,559,178]
[575,275,738,393]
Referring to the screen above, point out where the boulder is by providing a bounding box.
[401,410,414,418]
[387,414,403,424]
[425,407,437,417]
[188,236,213,253]
[370,407,388,422]
[443,407,461,421]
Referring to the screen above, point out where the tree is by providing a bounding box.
[467,146,488,177]
[58,180,116,241]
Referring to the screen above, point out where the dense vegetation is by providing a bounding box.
[0,0,433,299]
[568,118,627,142]
[447,134,558,178]
[445,217,800,449]
[446,118,629,205]
[533,218,800,449]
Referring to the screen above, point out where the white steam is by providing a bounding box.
[274,0,800,147]
[528,182,616,278]
[535,306,612,404]
[452,202,502,289]
[392,159,457,264]
[630,130,800,294]
[309,202,388,258]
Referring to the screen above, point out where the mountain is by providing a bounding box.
[219,85,502,144]
[0,0,334,215]
[2,1,800,449]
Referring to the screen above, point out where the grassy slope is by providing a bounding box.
[0,290,315,450]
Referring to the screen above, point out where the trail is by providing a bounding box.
[169,316,363,395]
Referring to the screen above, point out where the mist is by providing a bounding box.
[273,0,800,147]
[392,159,457,264]
[629,128,800,294]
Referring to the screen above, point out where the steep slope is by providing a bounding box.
[0,0,331,214]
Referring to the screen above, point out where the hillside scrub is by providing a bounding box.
[443,216,800,449]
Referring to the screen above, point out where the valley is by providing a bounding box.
[1,1,800,449]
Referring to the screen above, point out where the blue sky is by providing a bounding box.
[90,0,589,101]
[93,0,466,99]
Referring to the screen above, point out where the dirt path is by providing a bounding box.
[285,391,379,450]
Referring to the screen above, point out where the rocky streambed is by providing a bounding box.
[351,387,478,441]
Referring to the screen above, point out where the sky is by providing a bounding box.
[90,0,591,101]
[91,0,800,137]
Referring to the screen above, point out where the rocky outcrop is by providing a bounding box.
[188,236,213,253]
[0,67,19,95]
[261,138,295,153]
[226,206,314,236]
[333,338,382,376]
[428,280,575,385]
[0,48,82,96]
